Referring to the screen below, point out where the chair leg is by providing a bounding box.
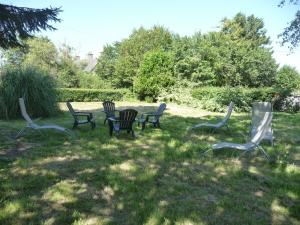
[142,122,146,131]
[91,121,96,129]
[104,118,107,125]
[131,130,135,138]
[72,121,78,129]
[258,145,270,160]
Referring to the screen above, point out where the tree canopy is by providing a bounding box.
[278,0,300,50]
[0,3,61,49]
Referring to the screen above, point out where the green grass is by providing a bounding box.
[0,102,299,225]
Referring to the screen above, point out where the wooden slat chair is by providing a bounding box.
[108,109,138,137]
[102,100,119,125]
[138,103,167,130]
[66,101,95,129]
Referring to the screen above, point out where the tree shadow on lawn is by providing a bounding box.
[0,110,299,224]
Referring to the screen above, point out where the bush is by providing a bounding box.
[276,65,300,91]
[78,72,109,89]
[0,66,59,119]
[158,80,201,107]
[134,50,175,101]
[191,86,289,112]
[57,88,125,102]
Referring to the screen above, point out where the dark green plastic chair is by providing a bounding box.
[108,109,138,137]
[102,100,119,125]
[138,103,166,130]
[66,101,95,129]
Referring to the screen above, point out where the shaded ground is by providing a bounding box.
[0,102,299,225]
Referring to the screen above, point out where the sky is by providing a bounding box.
[4,0,300,71]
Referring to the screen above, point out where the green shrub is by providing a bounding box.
[57,88,125,102]
[276,65,300,91]
[0,66,59,119]
[133,50,175,101]
[78,72,110,89]
[191,86,288,112]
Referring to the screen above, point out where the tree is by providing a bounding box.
[134,50,175,101]
[3,37,58,75]
[276,65,300,90]
[95,43,119,84]
[57,44,80,88]
[0,3,61,49]
[114,26,173,88]
[278,0,300,50]
[221,12,270,47]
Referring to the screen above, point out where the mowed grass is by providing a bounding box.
[0,102,299,225]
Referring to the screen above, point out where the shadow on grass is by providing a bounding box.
[0,106,299,224]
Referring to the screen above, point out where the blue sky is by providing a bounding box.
[4,0,300,71]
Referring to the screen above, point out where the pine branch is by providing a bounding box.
[0,4,62,49]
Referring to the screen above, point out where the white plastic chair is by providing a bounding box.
[16,98,73,138]
[212,112,272,159]
[190,102,234,132]
[251,102,274,145]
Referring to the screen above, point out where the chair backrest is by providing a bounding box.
[155,103,167,120]
[118,109,138,129]
[103,100,115,113]
[66,101,76,115]
[250,112,273,145]
[19,98,34,125]
[251,102,272,135]
[252,101,272,126]
[220,102,234,125]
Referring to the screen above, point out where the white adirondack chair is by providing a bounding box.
[16,98,73,138]
[190,102,234,132]
[212,111,272,159]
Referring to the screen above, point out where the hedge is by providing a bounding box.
[57,88,127,102]
[191,86,289,112]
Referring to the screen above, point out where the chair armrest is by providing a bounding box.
[102,110,119,114]
[143,111,157,115]
[74,112,92,116]
[108,117,119,122]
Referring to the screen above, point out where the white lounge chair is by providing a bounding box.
[212,112,272,159]
[251,102,274,145]
[190,102,234,132]
[16,98,73,138]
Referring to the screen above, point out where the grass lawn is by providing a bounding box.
[0,102,299,225]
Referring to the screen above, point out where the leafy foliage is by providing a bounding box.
[278,0,300,50]
[221,12,270,47]
[0,66,59,119]
[57,88,125,102]
[134,50,175,101]
[4,37,58,75]
[78,72,108,89]
[276,65,300,91]
[96,26,174,88]
[0,3,61,49]
[56,44,81,87]
[192,86,289,112]
[95,44,119,85]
